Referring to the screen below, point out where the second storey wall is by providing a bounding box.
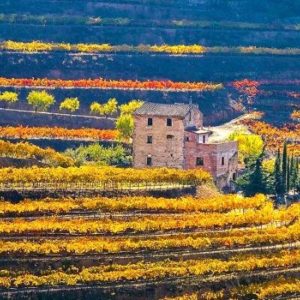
[183,107,203,128]
[184,138,238,178]
[133,115,185,168]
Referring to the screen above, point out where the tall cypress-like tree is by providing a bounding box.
[290,155,297,193]
[295,158,300,193]
[246,154,266,196]
[274,148,284,195]
[287,156,291,192]
[282,141,288,193]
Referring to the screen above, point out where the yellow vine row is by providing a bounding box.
[3,41,300,56]
[0,139,74,167]
[1,220,299,255]
[0,166,211,186]
[200,276,300,299]
[0,203,298,235]
[291,110,300,120]
[0,194,268,216]
[0,250,299,288]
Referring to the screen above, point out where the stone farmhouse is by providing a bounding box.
[133,102,238,189]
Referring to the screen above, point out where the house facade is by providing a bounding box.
[133,102,238,189]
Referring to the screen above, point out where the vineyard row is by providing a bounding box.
[3,41,300,56]
[0,203,298,235]
[0,166,211,186]
[0,250,298,288]
[0,139,74,167]
[0,220,299,256]
[0,194,268,216]
[163,276,300,300]
[0,126,118,141]
[0,77,222,92]
[1,14,299,31]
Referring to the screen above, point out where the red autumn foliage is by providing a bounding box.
[0,126,118,141]
[0,77,222,92]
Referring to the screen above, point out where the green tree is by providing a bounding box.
[282,141,288,193]
[245,154,266,196]
[27,90,55,112]
[115,99,143,142]
[290,155,297,193]
[90,98,118,117]
[116,114,134,141]
[59,97,80,113]
[119,99,144,115]
[65,143,131,166]
[287,156,291,192]
[90,102,104,115]
[103,98,118,117]
[252,157,266,191]
[236,148,271,196]
[0,91,18,106]
[228,132,264,164]
[274,149,284,195]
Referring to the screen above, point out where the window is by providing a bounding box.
[167,118,172,126]
[146,156,152,166]
[185,136,190,142]
[233,173,237,181]
[221,157,225,166]
[196,157,204,166]
[147,118,153,126]
[189,112,192,122]
[203,135,206,143]
[167,135,174,139]
[147,136,152,144]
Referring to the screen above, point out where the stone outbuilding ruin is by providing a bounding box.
[133,102,238,189]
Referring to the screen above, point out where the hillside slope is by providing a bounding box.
[0,0,299,125]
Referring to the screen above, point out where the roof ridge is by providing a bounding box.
[134,101,198,117]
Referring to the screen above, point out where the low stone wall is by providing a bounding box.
[0,109,115,129]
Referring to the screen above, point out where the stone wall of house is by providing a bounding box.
[183,107,203,128]
[133,115,185,168]
[133,106,238,189]
[213,142,238,189]
[184,134,238,189]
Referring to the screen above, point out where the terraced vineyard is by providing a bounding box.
[0,1,299,299]
[1,0,300,126]
[0,189,299,299]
